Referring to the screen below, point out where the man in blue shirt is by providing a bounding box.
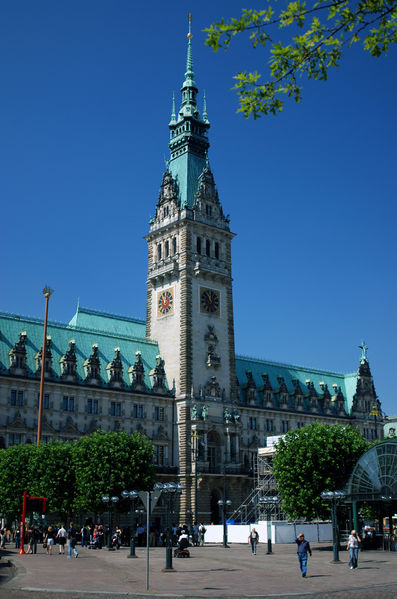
[295,533,312,577]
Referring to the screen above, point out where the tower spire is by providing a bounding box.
[166,15,211,209]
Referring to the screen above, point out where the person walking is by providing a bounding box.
[57,524,67,554]
[67,522,78,558]
[44,526,56,555]
[198,523,206,546]
[347,530,361,569]
[295,532,312,577]
[249,527,259,555]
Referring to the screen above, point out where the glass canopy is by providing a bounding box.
[345,439,397,501]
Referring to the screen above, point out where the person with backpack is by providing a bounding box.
[198,523,206,546]
[248,527,260,555]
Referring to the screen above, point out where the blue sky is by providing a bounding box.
[1,1,396,417]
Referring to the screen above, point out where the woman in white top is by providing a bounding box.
[347,529,361,569]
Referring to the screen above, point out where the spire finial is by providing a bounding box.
[187,13,193,39]
[359,340,368,364]
[186,13,194,77]
[170,91,176,123]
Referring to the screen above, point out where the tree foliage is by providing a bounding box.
[0,444,36,522]
[72,430,155,514]
[205,0,397,118]
[0,430,155,522]
[272,423,369,520]
[28,441,75,520]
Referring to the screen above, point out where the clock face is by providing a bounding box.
[200,288,220,315]
[157,289,174,317]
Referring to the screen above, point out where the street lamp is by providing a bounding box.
[217,499,232,548]
[259,496,279,554]
[155,482,183,572]
[122,490,139,558]
[191,430,199,523]
[370,404,382,439]
[320,490,346,562]
[102,495,119,550]
[37,286,54,445]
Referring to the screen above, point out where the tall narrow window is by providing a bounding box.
[157,244,162,260]
[165,240,169,257]
[172,237,177,254]
[196,237,201,254]
[215,242,219,259]
[206,239,211,257]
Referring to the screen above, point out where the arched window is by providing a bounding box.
[197,236,201,254]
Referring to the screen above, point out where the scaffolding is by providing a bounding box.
[230,446,283,523]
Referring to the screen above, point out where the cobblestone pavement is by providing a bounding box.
[0,542,396,598]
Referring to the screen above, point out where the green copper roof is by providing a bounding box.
[236,354,357,414]
[0,310,163,390]
[168,26,210,209]
[68,306,146,339]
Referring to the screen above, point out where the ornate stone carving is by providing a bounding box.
[244,370,257,405]
[60,340,77,381]
[9,331,27,374]
[191,404,199,420]
[224,407,232,423]
[151,355,167,394]
[129,351,146,392]
[34,337,53,378]
[106,347,124,387]
[83,344,101,384]
[204,376,221,398]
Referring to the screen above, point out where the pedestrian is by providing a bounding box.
[67,522,78,558]
[192,522,199,546]
[80,525,89,548]
[248,527,259,555]
[295,532,312,577]
[44,526,56,555]
[347,529,361,569]
[14,528,21,549]
[198,523,206,546]
[26,526,34,554]
[56,524,67,554]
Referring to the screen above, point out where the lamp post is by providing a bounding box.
[217,499,232,548]
[321,490,346,562]
[122,490,139,558]
[259,496,279,554]
[155,482,183,572]
[37,286,54,445]
[102,495,119,550]
[191,430,199,523]
[370,404,382,440]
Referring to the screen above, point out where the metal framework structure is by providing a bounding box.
[230,447,283,523]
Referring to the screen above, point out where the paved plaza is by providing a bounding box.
[0,542,396,599]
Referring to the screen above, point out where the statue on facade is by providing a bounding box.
[233,409,240,423]
[191,404,198,420]
[224,408,232,423]
[201,405,208,420]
